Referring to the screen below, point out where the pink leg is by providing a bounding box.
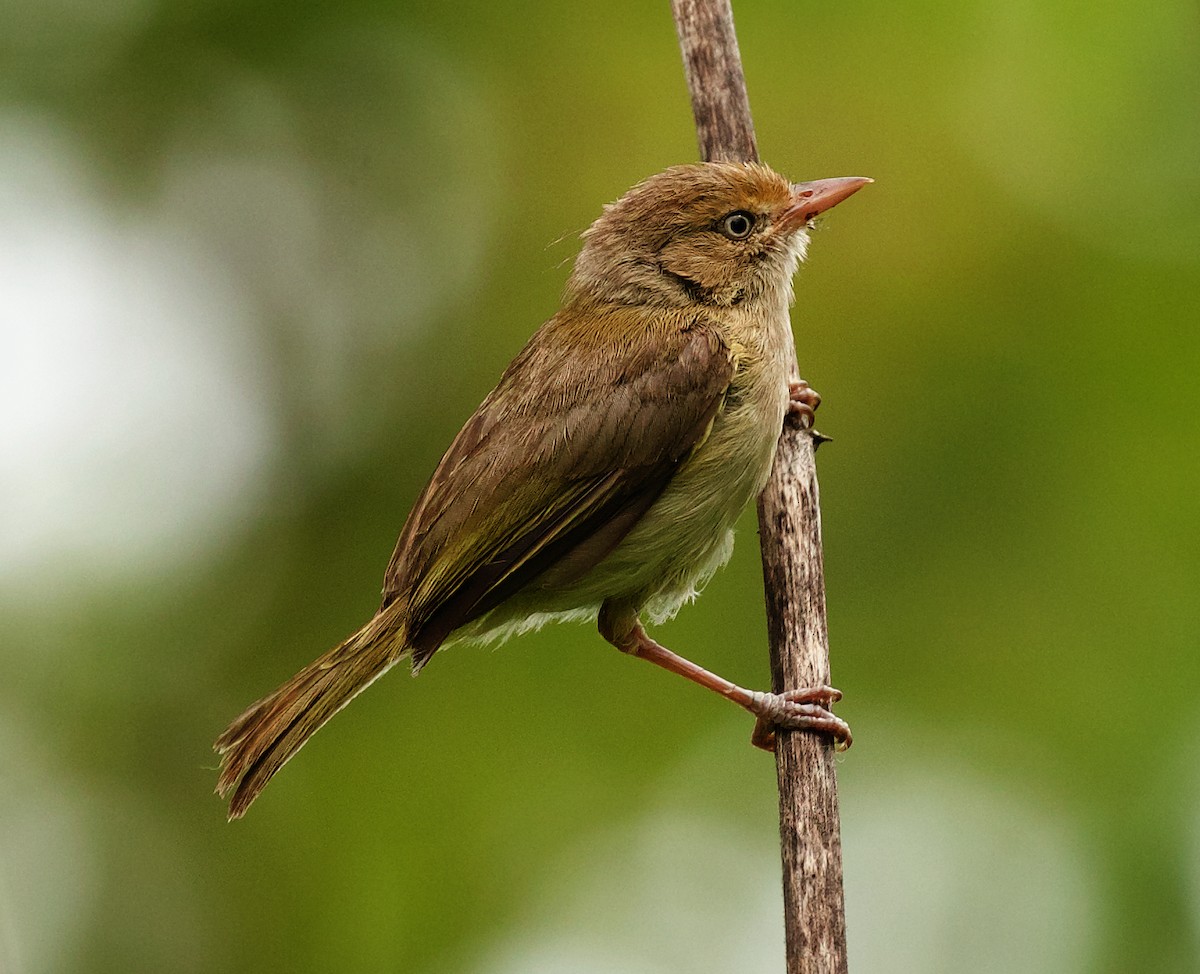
[599,606,851,752]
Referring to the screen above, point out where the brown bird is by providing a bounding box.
[215,162,870,819]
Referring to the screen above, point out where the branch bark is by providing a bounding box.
[670,2,849,972]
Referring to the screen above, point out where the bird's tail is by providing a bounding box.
[214,608,407,820]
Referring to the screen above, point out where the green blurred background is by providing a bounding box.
[2,0,1197,971]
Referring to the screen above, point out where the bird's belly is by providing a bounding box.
[567,379,786,620]
[451,344,789,647]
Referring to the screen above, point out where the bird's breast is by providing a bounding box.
[584,304,792,616]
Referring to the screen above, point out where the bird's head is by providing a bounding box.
[567,162,870,310]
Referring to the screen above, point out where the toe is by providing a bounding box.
[789,379,822,410]
[745,688,852,750]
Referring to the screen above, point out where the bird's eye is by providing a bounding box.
[719,211,755,240]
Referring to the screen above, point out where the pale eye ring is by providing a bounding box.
[719,210,755,240]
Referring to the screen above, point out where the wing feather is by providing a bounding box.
[382,305,735,668]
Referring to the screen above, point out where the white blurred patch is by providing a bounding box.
[0,116,276,592]
[153,34,504,461]
[844,767,1097,973]
[477,811,783,974]
[0,713,210,974]
[475,743,1097,974]
[0,718,99,974]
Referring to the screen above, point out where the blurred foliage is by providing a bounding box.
[1,0,1197,972]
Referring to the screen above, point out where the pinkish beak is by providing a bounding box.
[781,176,872,228]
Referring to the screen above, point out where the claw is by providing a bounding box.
[747,685,852,752]
[787,379,822,430]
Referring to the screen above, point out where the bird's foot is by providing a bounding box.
[747,685,852,752]
[787,379,822,431]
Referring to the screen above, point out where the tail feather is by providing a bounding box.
[215,614,406,819]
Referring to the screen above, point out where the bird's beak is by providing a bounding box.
[781,176,873,229]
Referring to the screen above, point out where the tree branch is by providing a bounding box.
[670,2,849,971]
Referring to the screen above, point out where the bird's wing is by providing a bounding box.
[382,304,736,669]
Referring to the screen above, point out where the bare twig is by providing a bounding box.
[670,1,849,971]
[671,0,759,163]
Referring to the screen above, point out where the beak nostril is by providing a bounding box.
[785,177,871,227]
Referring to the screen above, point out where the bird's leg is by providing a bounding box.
[598,604,851,752]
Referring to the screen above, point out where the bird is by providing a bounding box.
[214,161,870,819]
